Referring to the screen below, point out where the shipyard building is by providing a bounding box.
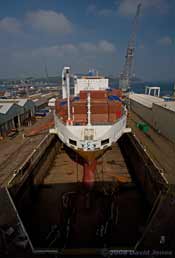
[0,93,56,137]
[129,93,175,143]
[0,99,35,136]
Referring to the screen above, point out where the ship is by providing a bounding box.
[50,67,131,186]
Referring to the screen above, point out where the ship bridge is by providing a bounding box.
[74,71,109,96]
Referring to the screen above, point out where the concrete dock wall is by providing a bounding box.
[8,134,60,199]
[119,134,167,206]
[130,100,153,126]
[130,99,175,143]
[153,103,175,143]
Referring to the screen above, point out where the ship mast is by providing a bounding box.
[87,92,91,126]
[62,67,71,122]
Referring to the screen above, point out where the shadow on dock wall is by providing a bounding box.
[16,181,149,250]
[5,133,173,255]
[118,133,168,206]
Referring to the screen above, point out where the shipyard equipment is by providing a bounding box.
[136,122,149,133]
[119,3,142,92]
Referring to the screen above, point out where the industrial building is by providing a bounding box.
[0,99,35,137]
[0,93,56,137]
[129,93,175,143]
[33,93,57,111]
[34,98,49,111]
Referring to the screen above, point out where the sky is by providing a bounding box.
[0,0,174,80]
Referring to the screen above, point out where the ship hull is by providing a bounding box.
[50,113,129,163]
[75,148,106,163]
[50,114,130,187]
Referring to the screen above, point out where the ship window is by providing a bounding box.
[69,139,77,146]
[101,138,109,146]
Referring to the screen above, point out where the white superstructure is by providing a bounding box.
[74,75,108,96]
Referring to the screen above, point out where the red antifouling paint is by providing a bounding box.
[83,160,97,188]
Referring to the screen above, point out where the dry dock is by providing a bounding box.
[19,143,143,251]
[0,125,174,257]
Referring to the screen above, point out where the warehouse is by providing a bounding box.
[0,99,35,137]
[129,93,175,143]
[0,103,23,136]
[15,99,35,126]
[33,98,49,111]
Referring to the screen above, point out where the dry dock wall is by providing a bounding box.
[129,99,153,126]
[14,136,60,218]
[130,98,175,143]
[8,134,60,201]
[153,103,175,143]
[119,134,167,206]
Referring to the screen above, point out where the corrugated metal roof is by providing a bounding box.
[0,103,14,114]
[16,99,28,106]
[34,98,48,107]
[129,94,164,108]
[154,101,175,113]
[0,103,23,125]
[0,99,28,106]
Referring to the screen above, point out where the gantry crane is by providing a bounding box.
[119,3,142,92]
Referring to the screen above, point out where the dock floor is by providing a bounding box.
[43,143,131,185]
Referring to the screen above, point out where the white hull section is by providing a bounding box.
[50,114,130,152]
